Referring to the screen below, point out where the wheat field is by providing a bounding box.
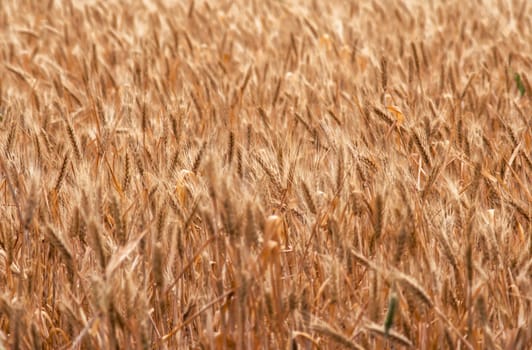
[0,0,530,349]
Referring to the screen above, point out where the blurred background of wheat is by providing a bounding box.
[0,0,530,349]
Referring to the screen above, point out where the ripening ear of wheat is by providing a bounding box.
[0,0,530,349]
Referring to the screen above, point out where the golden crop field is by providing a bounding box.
[0,0,530,349]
